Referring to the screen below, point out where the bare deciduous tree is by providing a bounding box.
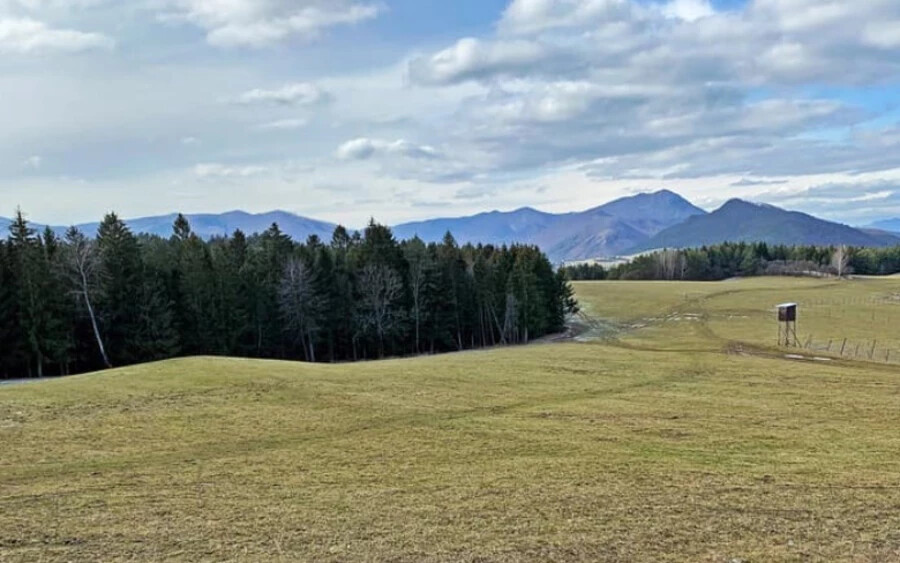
[656,249,683,280]
[278,257,321,362]
[502,292,519,345]
[832,245,850,278]
[404,239,430,353]
[62,227,112,368]
[358,264,404,358]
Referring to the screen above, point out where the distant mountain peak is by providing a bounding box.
[866,217,900,234]
[636,189,682,199]
[393,189,707,261]
[633,198,900,252]
[715,199,798,219]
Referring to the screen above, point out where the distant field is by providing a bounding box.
[2,277,900,561]
[575,276,900,359]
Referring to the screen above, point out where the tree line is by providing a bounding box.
[561,242,900,281]
[0,211,578,379]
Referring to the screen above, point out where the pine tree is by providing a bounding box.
[247,223,293,357]
[172,216,220,354]
[0,239,24,378]
[215,230,251,355]
[8,212,50,376]
[330,226,358,360]
[131,273,180,361]
[96,213,143,365]
[39,227,76,374]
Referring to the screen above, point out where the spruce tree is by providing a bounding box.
[96,213,143,365]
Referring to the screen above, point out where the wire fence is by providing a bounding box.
[795,336,900,364]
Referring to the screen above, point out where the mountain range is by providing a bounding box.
[4,191,899,262]
[632,199,900,252]
[866,218,900,234]
[393,190,706,261]
[0,211,336,244]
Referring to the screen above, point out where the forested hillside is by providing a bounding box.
[563,241,900,281]
[0,212,576,379]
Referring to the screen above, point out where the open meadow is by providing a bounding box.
[2,277,900,562]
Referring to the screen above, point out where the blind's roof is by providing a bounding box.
[776,303,798,308]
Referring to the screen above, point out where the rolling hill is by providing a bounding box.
[634,199,900,251]
[3,278,900,561]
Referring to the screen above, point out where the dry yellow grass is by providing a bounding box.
[575,276,900,358]
[2,277,900,562]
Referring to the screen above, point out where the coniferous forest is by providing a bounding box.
[0,211,578,379]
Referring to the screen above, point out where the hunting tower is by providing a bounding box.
[777,303,799,347]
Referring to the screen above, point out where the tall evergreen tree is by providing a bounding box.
[96,213,143,365]
[8,212,52,376]
[0,238,24,377]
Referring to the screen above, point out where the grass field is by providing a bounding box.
[2,277,900,561]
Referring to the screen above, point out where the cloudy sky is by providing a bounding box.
[3,0,900,227]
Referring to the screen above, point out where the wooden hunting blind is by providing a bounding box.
[778,303,797,322]
[777,303,799,347]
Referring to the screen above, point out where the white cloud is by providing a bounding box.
[336,138,376,160]
[256,118,308,131]
[474,81,648,124]
[863,21,900,49]
[335,138,475,184]
[181,136,200,146]
[662,0,713,22]
[194,163,268,179]
[22,155,41,169]
[158,0,383,48]
[408,37,555,86]
[499,0,633,35]
[0,17,112,53]
[236,82,330,106]
[336,138,438,161]
[0,0,110,10]
[399,0,900,187]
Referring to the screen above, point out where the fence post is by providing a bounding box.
[840,338,847,356]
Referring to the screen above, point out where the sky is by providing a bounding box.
[3,0,900,227]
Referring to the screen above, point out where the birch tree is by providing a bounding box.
[832,245,850,278]
[403,237,431,353]
[63,227,112,368]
